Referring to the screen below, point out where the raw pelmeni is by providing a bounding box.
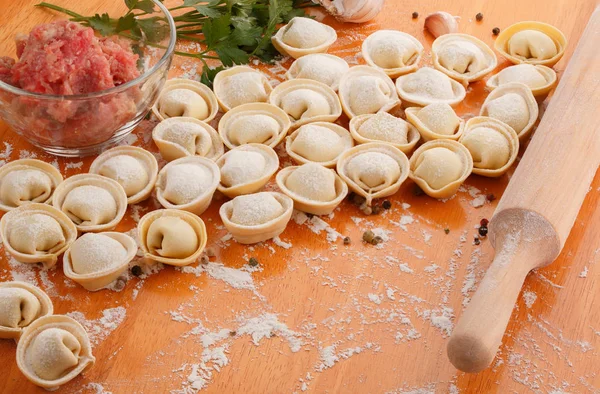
[349,111,420,153]
[405,103,465,141]
[486,64,557,99]
[287,54,349,91]
[362,30,423,78]
[272,17,337,59]
[286,122,353,168]
[395,67,466,107]
[213,66,272,111]
[338,65,399,119]
[432,34,497,84]
[0,281,53,339]
[152,78,218,122]
[0,159,62,212]
[152,117,224,162]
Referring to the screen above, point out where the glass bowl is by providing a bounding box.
[0,0,176,157]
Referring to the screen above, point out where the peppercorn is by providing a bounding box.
[372,205,382,215]
[478,226,489,237]
[360,202,373,215]
[474,237,481,245]
[412,185,424,196]
[306,213,314,219]
[412,11,419,19]
[476,12,483,21]
[343,236,351,245]
[351,193,366,206]
[200,254,209,265]
[131,265,142,277]
[492,27,500,36]
[382,200,392,210]
[363,230,375,243]
[444,228,450,234]
[230,330,237,337]
[249,257,259,267]
[372,236,384,245]
[480,218,489,227]
[486,194,496,202]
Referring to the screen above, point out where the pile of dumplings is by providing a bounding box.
[0,15,567,389]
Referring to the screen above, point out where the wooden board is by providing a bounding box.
[1,0,599,393]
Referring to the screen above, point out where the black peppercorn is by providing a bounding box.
[382,200,392,210]
[412,185,424,196]
[131,265,142,277]
[412,11,419,19]
[478,226,489,237]
[492,27,500,35]
[444,228,450,234]
[343,236,351,245]
[476,13,483,21]
[474,237,481,245]
[486,193,496,202]
[249,257,259,267]
[372,236,384,245]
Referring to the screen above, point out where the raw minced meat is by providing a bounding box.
[0,21,144,148]
[6,20,140,94]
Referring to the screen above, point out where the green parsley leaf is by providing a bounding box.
[133,0,156,13]
[87,13,115,36]
[137,18,169,42]
[194,5,222,18]
[216,45,249,66]
[125,0,138,10]
[200,66,225,88]
[202,14,231,47]
[229,24,262,47]
[116,13,136,33]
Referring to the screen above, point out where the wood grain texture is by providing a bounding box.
[1,0,600,393]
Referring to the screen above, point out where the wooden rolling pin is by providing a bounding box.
[447,7,600,373]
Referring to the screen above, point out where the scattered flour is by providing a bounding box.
[68,307,127,346]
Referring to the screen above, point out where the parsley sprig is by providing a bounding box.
[35,0,315,85]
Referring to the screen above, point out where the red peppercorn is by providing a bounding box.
[480,218,489,227]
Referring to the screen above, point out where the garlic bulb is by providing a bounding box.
[315,0,385,23]
[424,11,458,38]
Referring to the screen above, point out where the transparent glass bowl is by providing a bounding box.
[0,0,176,157]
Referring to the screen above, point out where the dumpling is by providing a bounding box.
[405,103,465,141]
[216,144,279,198]
[218,103,291,150]
[0,281,53,339]
[53,174,128,233]
[362,30,424,78]
[459,116,519,177]
[338,66,399,119]
[0,203,77,268]
[138,209,207,266]
[89,146,158,204]
[349,111,420,153]
[155,156,220,215]
[480,82,539,141]
[495,22,567,67]
[219,192,294,244]
[152,117,224,162]
[432,34,497,84]
[0,159,62,212]
[486,64,557,99]
[287,54,349,91]
[396,68,466,107]
[337,143,409,205]
[408,140,473,199]
[276,163,348,215]
[269,79,342,127]
[213,66,272,111]
[152,78,218,123]
[286,122,353,168]
[16,315,95,390]
[272,17,337,59]
[63,232,137,291]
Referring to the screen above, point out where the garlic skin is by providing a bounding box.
[424,11,458,38]
[315,0,385,23]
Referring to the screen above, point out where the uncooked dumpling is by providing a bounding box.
[16,315,95,390]
[432,34,497,84]
[276,163,348,215]
[405,103,464,141]
[220,192,294,245]
[213,66,272,111]
[217,144,279,198]
[396,67,466,107]
[349,112,420,154]
[408,140,473,199]
[338,66,399,119]
[155,156,220,215]
[269,79,342,127]
[486,64,557,98]
[152,117,224,162]
[152,78,218,122]
[138,209,207,266]
[90,146,158,204]
[272,17,337,59]
[287,54,349,91]
[286,122,353,167]
[218,103,291,149]
[362,30,423,78]
[0,281,53,339]
[0,159,62,212]
[494,21,567,67]
[480,82,539,141]
[0,203,77,268]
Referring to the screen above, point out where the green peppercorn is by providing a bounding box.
[131,265,142,277]
[249,257,259,267]
[363,230,375,243]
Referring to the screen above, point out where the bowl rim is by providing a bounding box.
[0,0,177,100]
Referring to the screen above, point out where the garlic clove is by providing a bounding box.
[316,0,385,23]
[424,11,459,38]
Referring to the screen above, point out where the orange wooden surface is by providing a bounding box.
[1,1,600,393]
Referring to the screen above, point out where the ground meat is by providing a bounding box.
[0,57,15,84]
[10,20,140,95]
